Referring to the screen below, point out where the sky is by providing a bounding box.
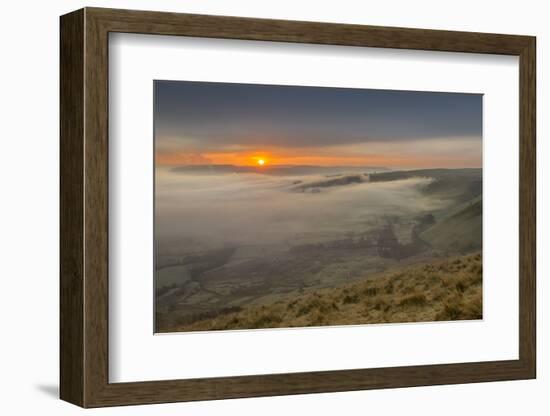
[154,80,482,169]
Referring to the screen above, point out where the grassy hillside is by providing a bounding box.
[163,252,482,332]
[422,200,482,252]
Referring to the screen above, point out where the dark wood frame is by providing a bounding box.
[60,7,536,408]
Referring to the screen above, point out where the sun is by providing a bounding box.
[257,159,265,166]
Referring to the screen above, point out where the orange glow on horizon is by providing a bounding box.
[156,150,481,169]
[191,151,392,167]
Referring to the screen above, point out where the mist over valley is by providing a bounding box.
[155,166,482,332]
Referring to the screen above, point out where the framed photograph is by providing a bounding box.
[60,7,536,407]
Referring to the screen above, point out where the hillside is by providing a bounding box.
[422,200,482,252]
[162,252,482,332]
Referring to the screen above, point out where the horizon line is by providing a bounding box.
[164,164,482,170]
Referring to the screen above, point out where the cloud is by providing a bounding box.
[154,81,483,151]
[156,151,211,166]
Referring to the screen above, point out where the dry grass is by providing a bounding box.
[171,252,482,332]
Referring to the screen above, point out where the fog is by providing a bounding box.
[155,168,446,255]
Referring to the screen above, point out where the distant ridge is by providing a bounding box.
[370,168,482,203]
[369,168,482,182]
[170,164,389,176]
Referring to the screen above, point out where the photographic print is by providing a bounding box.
[154,81,482,333]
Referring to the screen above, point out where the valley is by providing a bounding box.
[155,167,482,332]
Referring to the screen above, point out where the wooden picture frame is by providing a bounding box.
[60,7,536,408]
